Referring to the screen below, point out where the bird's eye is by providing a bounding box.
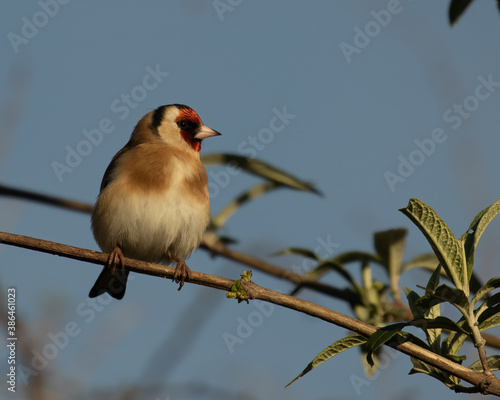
[177,120,197,132]
[177,119,198,132]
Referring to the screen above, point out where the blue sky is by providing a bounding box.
[1,1,500,399]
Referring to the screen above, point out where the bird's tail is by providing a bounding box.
[88,267,129,300]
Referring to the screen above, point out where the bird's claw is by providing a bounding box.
[173,260,192,291]
[107,247,125,270]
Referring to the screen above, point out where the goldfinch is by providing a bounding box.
[89,104,221,299]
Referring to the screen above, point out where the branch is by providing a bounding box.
[0,183,359,305]
[0,184,93,214]
[201,233,360,305]
[1,183,500,350]
[1,230,500,396]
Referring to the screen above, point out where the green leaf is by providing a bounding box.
[441,317,468,357]
[201,153,320,194]
[446,354,467,363]
[475,292,500,320]
[404,287,422,319]
[360,343,382,378]
[478,304,500,331]
[365,323,407,367]
[414,284,469,315]
[270,247,320,261]
[402,253,439,273]
[401,254,484,295]
[212,182,280,229]
[409,317,469,335]
[308,260,363,295]
[423,265,443,351]
[226,270,253,303]
[461,199,500,282]
[373,228,407,278]
[294,251,379,286]
[470,272,486,297]
[449,0,474,26]
[426,264,442,292]
[374,228,407,303]
[471,277,500,308]
[468,355,500,372]
[399,199,468,294]
[286,333,367,387]
[333,251,381,265]
[443,332,468,358]
[410,357,461,387]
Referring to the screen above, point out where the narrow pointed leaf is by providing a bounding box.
[212,182,279,229]
[475,292,500,320]
[449,0,474,26]
[409,316,469,335]
[402,253,439,272]
[415,285,469,314]
[201,153,320,194]
[425,306,441,353]
[296,251,379,282]
[402,254,484,295]
[441,317,468,357]
[404,287,422,319]
[308,260,362,294]
[415,284,469,314]
[365,323,407,367]
[334,251,381,265]
[426,264,442,292]
[410,358,460,387]
[373,228,407,277]
[270,247,319,261]
[360,344,382,378]
[399,199,468,293]
[478,304,500,331]
[443,332,468,358]
[471,277,500,308]
[461,199,500,282]
[468,355,500,372]
[423,267,442,352]
[470,272,486,297]
[286,333,367,387]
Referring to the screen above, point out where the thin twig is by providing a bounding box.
[0,184,93,214]
[1,231,499,396]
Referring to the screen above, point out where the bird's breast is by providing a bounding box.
[91,144,210,263]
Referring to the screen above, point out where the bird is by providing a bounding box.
[88,104,221,299]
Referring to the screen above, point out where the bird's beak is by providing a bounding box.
[195,125,222,140]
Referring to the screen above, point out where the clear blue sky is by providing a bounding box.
[1,1,500,399]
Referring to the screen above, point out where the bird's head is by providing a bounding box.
[131,104,221,152]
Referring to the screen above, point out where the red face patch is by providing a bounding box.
[178,107,202,125]
[175,108,203,152]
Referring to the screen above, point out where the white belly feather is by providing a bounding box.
[92,159,209,264]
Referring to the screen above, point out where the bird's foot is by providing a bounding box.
[171,255,192,291]
[107,246,125,270]
[89,246,128,299]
